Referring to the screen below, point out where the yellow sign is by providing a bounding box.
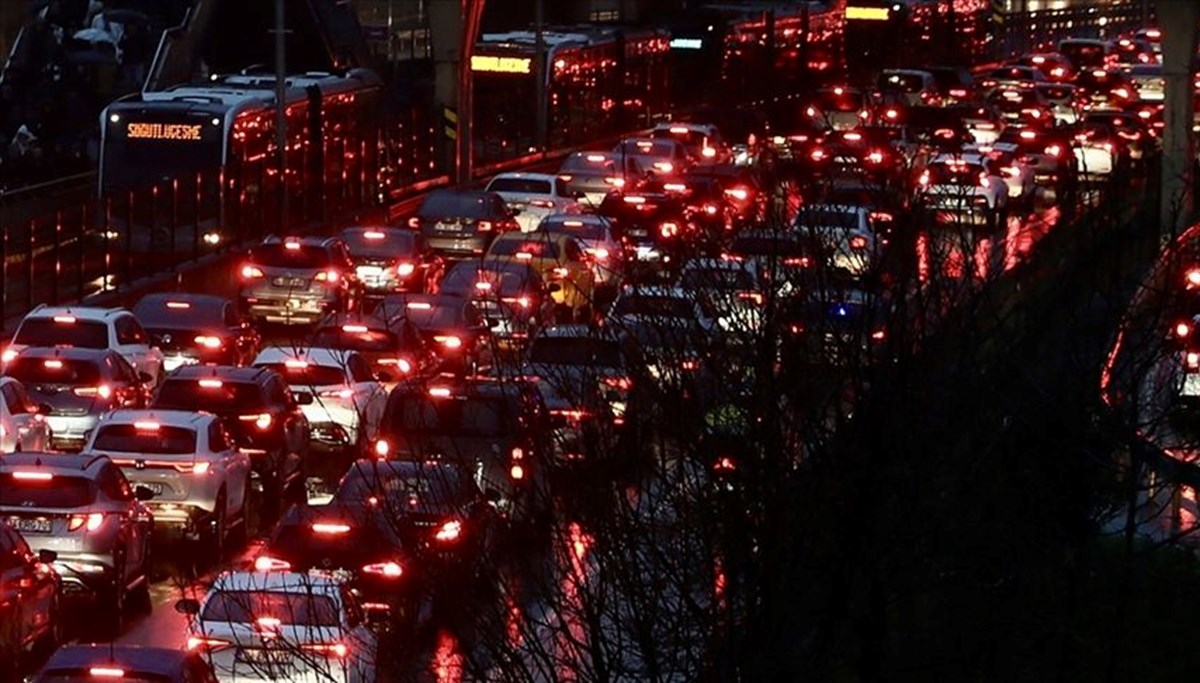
[471,55,532,74]
[126,122,203,141]
[846,6,891,20]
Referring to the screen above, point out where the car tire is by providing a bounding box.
[204,490,227,560]
[101,556,127,637]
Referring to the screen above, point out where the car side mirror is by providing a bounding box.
[293,391,314,406]
[134,485,156,501]
[37,549,56,564]
[174,598,201,615]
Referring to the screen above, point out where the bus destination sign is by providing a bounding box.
[126,122,203,141]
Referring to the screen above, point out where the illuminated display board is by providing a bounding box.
[126,122,204,141]
[845,6,892,20]
[471,55,532,74]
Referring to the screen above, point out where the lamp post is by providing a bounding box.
[534,0,547,153]
[273,0,288,230]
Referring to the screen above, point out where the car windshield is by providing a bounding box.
[489,239,561,259]
[132,298,225,328]
[614,295,694,319]
[488,177,553,195]
[259,363,345,387]
[201,590,340,627]
[0,473,95,507]
[337,463,475,510]
[341,228,417,259]
[250,244,331,269]
[154,379,264,414]
[419,191,490,218]
[681,268,757,290]
[92,424,197,454]
[7,357,101,386]
[797,209,859,229]
[15,319,107,349]
[442,264,536,297]
[312,326,399,352]
[879,72,927,93]
[560,154,617,173]
[390,395,516,437]
[618,140,674,156]
[528,337,623,366]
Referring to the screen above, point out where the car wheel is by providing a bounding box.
[129,548,152,615]
[204,490,227,560]
[101,555,127,637]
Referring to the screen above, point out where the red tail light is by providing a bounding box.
[810,147,826,161]
[241,264,264,279]
[187,636,232,652]
[849,235,869,250]
[603,176,625,187]
[238,413,273,430]
[396,262,416,277]
[529,200,555,209]
[1187,269,1200,287]
[737,291,764,305]
[866,150,884,164]
[314,270,340,284]
[724,187,749,202]
[435,520,463,542]
[67,512,104,532]
[407,216,420,229]
[1188,352,1200,370]
[362,562,403,578]
[603,376,632,390]
[74,385,113,399]
[660,222,680,238]
[1177,322,1191,338]
[374,439,390,458]
[1044,144,1062,157]
[254,556,291,572]
[194,335,222,349]
[311,522,351,534]
[302,642,350,658]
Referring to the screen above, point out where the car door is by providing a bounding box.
[114,314,163,384]
[340,585,378,678]
[100,464,149,579]
[346,353,385,440]
[0,526,29,650]
[8,527,55,646]
[209,420,251,521]
[1,380,48,452]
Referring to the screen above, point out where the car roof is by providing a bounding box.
[211,570,344,595]
[25,305,125,322]
[540,213,611,226]
[534,324,620,341]
[489,171,557,183]
[0,452,108,474]
[619,285,692,299]
[42,644,192,675]
[254,346,355,368]
[98,409,213,429]
[134,292,231,312]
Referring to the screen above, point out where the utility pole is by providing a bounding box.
[273,0,288,230]
[534,0,547,153]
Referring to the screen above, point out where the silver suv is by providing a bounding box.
[238,236,361,325]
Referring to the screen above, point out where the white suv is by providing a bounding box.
[4,305,164,385]
[484,172,581,232]
[795,204,880,277]
[85,409,251,553]
[918,153,1008,228]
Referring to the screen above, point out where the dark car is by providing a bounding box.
[556,151,639,207]
[252,501,418,621]
[438,261,552,345]
[340,226,444,294]
[919,64,977,103]
[132,293,261,370]
[1082,109,1154,160]
[238,235,362,326]
[374,375,551,525]
[5,347,151,451]
[1073,68,1139,108]
[151,366,309,522]
[31,645,217,682]
[683,165,765,223]
[595,191,692,278]
[410,189,519,258]
[311,310,439,381]
[369,292,495,372]
[0,521,59,670]
[783,288,893,368]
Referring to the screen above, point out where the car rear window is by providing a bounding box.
[878,72,927,93]
[489,239,561,259]
[201,590,340,627]
[613,295,694,319]
[560,154,616,172]
[7,357,101,385]
[681,268,757,290]
[15,319,108,349]
[442,264,536,298]
[541,219,607,240]
[132,298,225,328]
[729,236,807,257]
[92,424,197,455]
[153,379,264,414]
[312,327,399,352]
[250,244,332,269]
[487,177,553,195]
[258,363,345,387]
[418,191,490,219]
[389,395,516,437]
[0,473,95,507]
[341,228,416,259]
[797,208,860,229]
[528,337,622,367]
[337,463,474,511]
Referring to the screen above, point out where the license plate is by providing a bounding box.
[357,265,384,277]
[237,648,293,671]
[435,222,463,232]
[11,517,51,534]
[272,277,308,287]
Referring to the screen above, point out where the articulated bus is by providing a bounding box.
[98,69,383,254]
[842,0,992,81]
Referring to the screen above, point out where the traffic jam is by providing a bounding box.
[0,21,1176,683]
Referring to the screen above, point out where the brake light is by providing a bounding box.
[166,301,190,309]
[429,387,452,398]
[866,151,884,164]
[1188,269,1200,287]
[317,387,355,399]
[737,291,764,305]
[477,220,494,232]
[373,439,390,458]
[342,324,369,333]
[1177,322,1191,337]
[918,171,930,187]
[241,265,264,279]
[134,421,160,431]
[363,230,386,240]
[53,315,76,324]
[475,280,493,291]
[664,183,687,193]
[849,235,869,250]
[652,161,674,173]
[314,270,340,283]
[950,88,968,98]
[0,349,15,363]
[603,376,631,390]
[362,561,403,578]
[660,222,680,238]
[810,147,826,161]
[43,359,63,369]
[1045,144,1062,157]
[586,247,609,261]
[1019,130,1037,140]
[407,216,420,229]
[89,668,126,678]
[1188,352,1200,369]
[551,267,569,278]
[253,556,291,572]
[701,146,717,158]
[623,196,646,205]
[515,252,534,261]
[284,359,308,369]
[187,636,231,651]
[885,108,898,120]
[198,378,223,389]
[238,413,272,430]
[530,200,555,209]
[436,335,462,349]
[871,329,887,341]
[435,520,463,542]
[12,471,53,481]
[511,464,525,480]
[194,335,222,349]
[67,512,104,532]
[604,176,625,187]
[1002,166,1020,178]
[1113,87,1131,99]
[858,109,871,120]
[312,522,351,534]
[74,385,113,399]
[397,262,416,277]
[681,359,699,371]
[587,154,606,162]
[979,174,990,188]
[724,187,749,201]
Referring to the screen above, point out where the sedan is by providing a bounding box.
[132,292,261,370]
[340,226,444,294]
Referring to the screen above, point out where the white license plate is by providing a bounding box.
[436,222,463,232]
[357,265,384,277]
[1183,374,1200,396]
[11,517,51,534]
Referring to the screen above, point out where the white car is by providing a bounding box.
[1072,124,1120,177]
[1035,83,1081,125]
[876,69,940,106]
[0,377,50,452]
[918,153,1008,227]
[252,347,387,452]
[181,571,378,683]
[794,204,880,277]
[612,137,692,177]
[85,409,251,550]
[650,122,729,163]
[537,213,623,285]
[3,305,165,385]
[966,143,1037,207]
[679,258,766,334]
[1124,63,1164,102]
[484,172,581,233]
[610,285,718,336]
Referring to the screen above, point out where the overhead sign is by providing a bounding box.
[669,38,704,50]
[125,122,203,141]
[471,55,531,74]
[845,6,892,20]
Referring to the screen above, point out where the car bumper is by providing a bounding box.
[241,294,334,324]
[425,234,490,256]
[46,415,98,450]
[52,551,117,595]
